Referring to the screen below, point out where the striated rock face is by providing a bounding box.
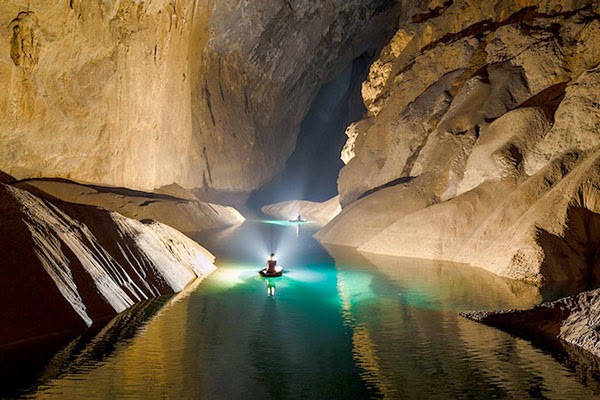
[0,1,197,190]
[261,196,341,225]
[0,183,216,347]
[14,179,245,234]
[461,288,600,359]
[320,0,600,287]
[0,0,407,193]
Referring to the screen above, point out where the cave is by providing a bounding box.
[247,51,371,208]
[3,1,600,398]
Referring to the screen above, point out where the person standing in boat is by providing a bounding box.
[266,253,277,273]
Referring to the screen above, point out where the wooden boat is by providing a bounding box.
[259,266,284,277]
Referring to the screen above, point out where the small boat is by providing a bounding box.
[288,218,307,223]
[259,266,284,277]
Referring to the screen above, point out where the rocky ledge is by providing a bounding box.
[461,287,600,359]
[14,178,245,234]
[0,180,216,348]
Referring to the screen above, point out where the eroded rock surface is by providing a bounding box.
[0,0,408,193]
[461,288,600,359]
[15,179,245,233]
[0,1,197,191]
[0,182,216,347]
[320,0,600,288]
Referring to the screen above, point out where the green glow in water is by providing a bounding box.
[17,221,598,400]
[256,219,315,227]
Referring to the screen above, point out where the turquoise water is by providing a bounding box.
[11,221,600,399]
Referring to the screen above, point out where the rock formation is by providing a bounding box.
[0,0,418,358]
[0,1,197,191]
[5,0,600,374]
[14,179,244,233]
[0,0,406,193]
[0,182,216,347]
[461,287,600,359]
[319,0,600,289]
[261,196,341,225]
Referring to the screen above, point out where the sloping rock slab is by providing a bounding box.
[15,179,244,233]
[0,183,216,348]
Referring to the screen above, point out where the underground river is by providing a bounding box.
[5,220,600,399]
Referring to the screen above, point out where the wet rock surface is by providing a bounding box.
[461,288,600,360]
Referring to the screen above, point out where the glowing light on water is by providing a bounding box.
[210,263,258,289]
[265,279,277,297]
[336,270,376,308]
[253,219,317,254]
[256,219,314,227]
[257,219,297,227]
[283,267,330,284]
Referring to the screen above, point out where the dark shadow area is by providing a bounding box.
[517,81,568,122]
[0,296,171,399]
[247,51,373,209]
[357,176,415,201]
[538,206,600,295]
[0,170,16,184]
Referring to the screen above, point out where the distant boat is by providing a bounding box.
[288,217,307,223]
[259,266,284,277]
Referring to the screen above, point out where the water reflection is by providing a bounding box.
[325,246,543,311]
[0,295,172,399]
[12,221,600,399]
[265,278,279,297]
[328,246,599,398]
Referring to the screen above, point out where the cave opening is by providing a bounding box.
[247,51,373,209]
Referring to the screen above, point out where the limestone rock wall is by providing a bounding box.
[338,0,600,206]
[0,0,408,193]
[0,182,216,347]
[321,1,600,287]
[191,0,411,192]
[0,1,199,190]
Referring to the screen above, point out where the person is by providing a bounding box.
[266,253,277,273]
[296,214,303,222]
